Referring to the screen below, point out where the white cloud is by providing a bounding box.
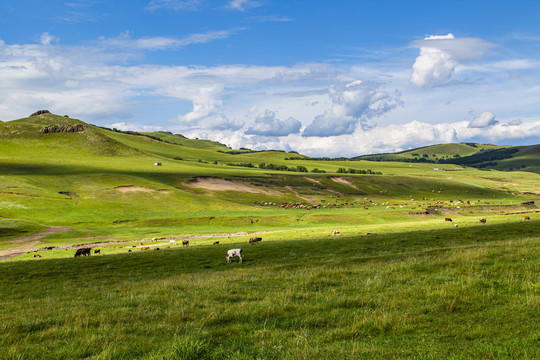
[469,111,498,128]
[410,47,456,87]
[0,32,538,156]
[303,80,402,136]
[189,118,540,158]
[424,34,455,40]
[245,110,301,136]
[98,29,241,51]
[40,32,59,45]
[179,85,224,124]
[410,34,495,87]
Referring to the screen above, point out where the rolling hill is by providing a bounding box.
[0,112,539,257]
[355,142,540,174]
[0,112,539,359]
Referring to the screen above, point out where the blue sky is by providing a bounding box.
[1,0,540,156]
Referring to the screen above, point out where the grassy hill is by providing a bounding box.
[0,112,539,358]
[355,143,540,174]
[0,112,539,252]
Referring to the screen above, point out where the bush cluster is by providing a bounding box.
[336,168,382,175]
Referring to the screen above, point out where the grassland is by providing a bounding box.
[0,113,539,358]
[1,220,538,359]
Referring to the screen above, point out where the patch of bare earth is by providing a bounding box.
[331,177,366,193]
[304,177,323,185]
[0,226,71,260]
[115,186,154,193]
[185,178,277,195]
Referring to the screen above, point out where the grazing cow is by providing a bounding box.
[74,247,91,257]
[154,247,160,251]
[94,249,100,254]
[226,249,243,263]
[479,218,487,224]
[365,232,374,236]
[332,230,341,236]
[454,224,459,228]
[170,240,177,245]
[445,218,453,222]
[523,216,531,221]
[213,241,219,245]
[33,254,41,258]
[249,237,262,244]
[141,246,150,251]
[182,240,189,246]
[128,249,132,252]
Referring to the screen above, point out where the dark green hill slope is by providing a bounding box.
[356,143,540,174]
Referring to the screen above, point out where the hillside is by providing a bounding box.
[0,112,539,358]
[355,142,540,174]
[0,112,539,258]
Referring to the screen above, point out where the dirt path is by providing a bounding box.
[0,226,71,260]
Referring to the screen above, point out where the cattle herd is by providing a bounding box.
[31,208,534,261]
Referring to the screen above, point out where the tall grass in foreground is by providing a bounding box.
[1,221,539,359]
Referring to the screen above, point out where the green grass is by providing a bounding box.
[1,220,538,359]
[0,113,539,358]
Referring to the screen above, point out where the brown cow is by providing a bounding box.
[445,218,453,222]
[33,254,41,258]
[141,246,150,251]
[94,249,100,254]
[523,216,531,221]
[249,237,262,244]
[182,240,189,246]
[74,247,91,257]
[479,218,487,224]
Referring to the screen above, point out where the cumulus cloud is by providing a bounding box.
[410,34,495,87]
[179,85,224,124]
[195,118,540,158]
[469,112,498,128]
[410,47,456,87]
[245,110,301,136]
[303,80,402,137]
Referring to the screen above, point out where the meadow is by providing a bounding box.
[0,113,539,358]
[1,220,539,359]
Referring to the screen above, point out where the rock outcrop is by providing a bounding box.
[40,124,85,134]
[30,110,51,117]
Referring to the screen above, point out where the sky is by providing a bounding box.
[1,0,540,157]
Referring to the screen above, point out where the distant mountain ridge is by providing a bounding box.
[2,112,539,174]
[354,143,540,174]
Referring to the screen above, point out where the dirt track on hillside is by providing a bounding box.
[0,226,71,260]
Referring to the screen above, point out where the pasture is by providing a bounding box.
[1,113,539,358]
[1,220,539,359]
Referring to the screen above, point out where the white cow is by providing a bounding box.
[170,240,177,245]
[226,249,243,263]
[332,230,341,236]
